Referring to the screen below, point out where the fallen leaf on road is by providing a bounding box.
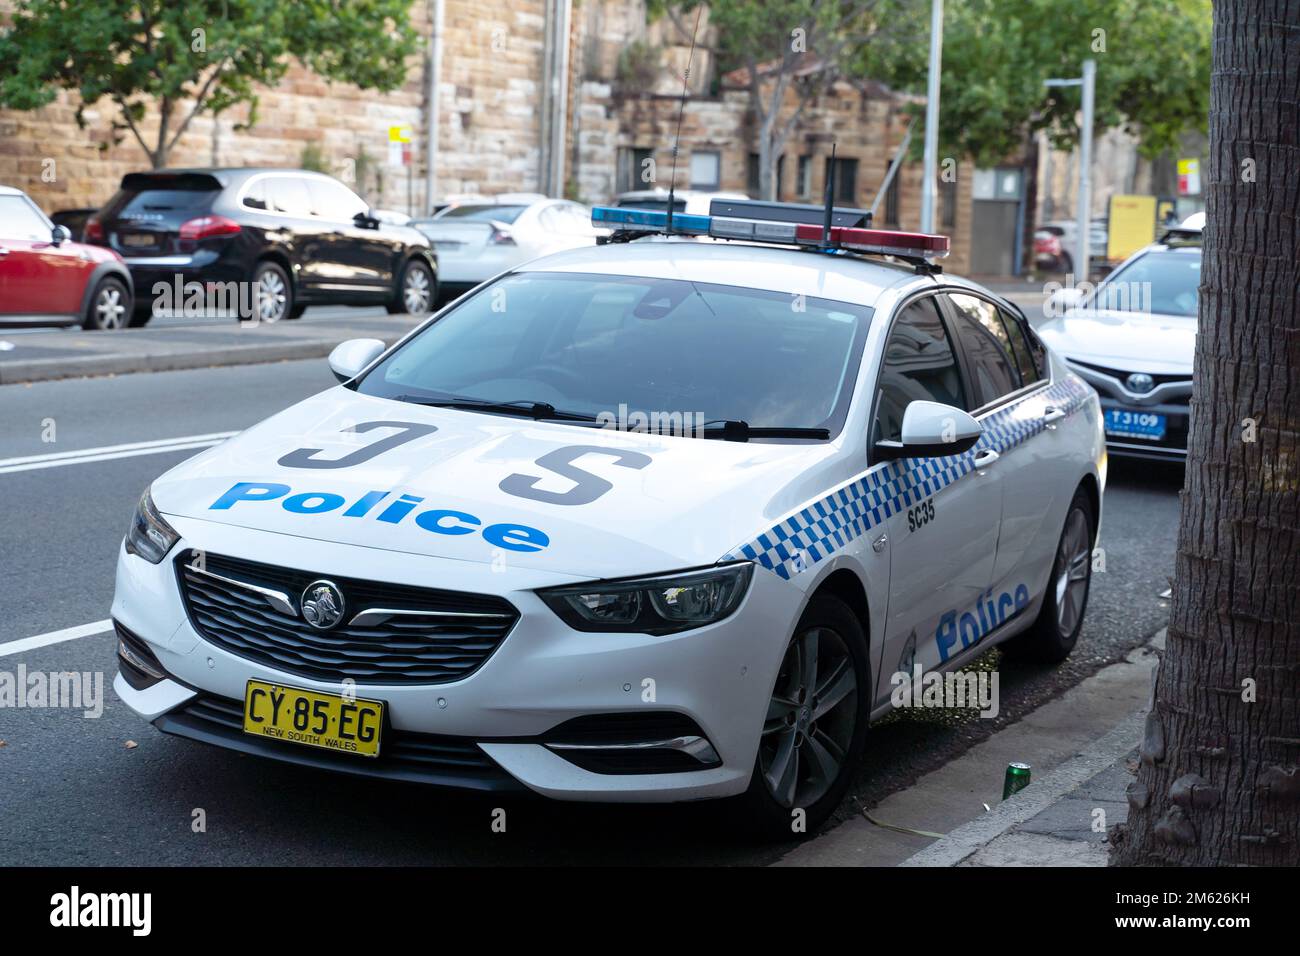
[124,740,138,750]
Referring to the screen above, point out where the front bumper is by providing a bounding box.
[111,519,796,802]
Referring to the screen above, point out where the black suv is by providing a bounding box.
[87,168,437,324]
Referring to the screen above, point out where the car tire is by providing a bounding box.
[287,302,308,320]
[1002,486,1095,665]
[81,275,132,331]
[388,259,435,316]
[252,261,292,324]
[734,593,871,839]
[1059,252,1074,276]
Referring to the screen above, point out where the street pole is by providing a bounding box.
[424,0,444,215]
[919,0,943,234]
[1076,58,1095,280]
[1045,58,1096,281]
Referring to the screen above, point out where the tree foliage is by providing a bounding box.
[0,0,421,168]
[858,0,1212,164]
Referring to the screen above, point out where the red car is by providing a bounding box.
[0,185,134,330]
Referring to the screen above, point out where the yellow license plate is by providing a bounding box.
[242,680,384,758]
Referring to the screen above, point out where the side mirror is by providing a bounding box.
[51,224,72,246]
[1045,286,1085,317]
[353,211,380,230]
[327,338,386,383]
[874,400,983,461]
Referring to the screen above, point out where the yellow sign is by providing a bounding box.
[388,125,412,144]
[1107,194,1157,262]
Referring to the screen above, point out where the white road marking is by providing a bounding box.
[0,431,237,475]
[0,619,114,658]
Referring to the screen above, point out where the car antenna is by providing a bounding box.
[821,142,838,250]
[665,5,703,237]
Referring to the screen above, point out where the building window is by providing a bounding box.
[824,156,858,204]
[797,155,813,198]
[690,151,721,190]
[617,147,655,194]
[941,174,958,228]
[884,163,900,226]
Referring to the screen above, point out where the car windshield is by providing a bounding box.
[437,204,528,224]
[355,271,873,439]
[1091,249,1201,317]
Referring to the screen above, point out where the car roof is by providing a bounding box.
[520,236,927,306]
[0,184,26,196]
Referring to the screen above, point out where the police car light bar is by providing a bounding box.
[591,206,710,235]
[590,205,950,261]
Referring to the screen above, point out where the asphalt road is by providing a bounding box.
[0,357,1182,866]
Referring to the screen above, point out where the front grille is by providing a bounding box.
[158,693,521,790]
[1071,360,1192,400]
[175,552,518,685]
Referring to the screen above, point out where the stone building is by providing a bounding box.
[1,0,976,273]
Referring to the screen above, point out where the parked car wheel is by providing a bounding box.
[1003,487,1095,664]
[736,594,870,838]
[82,276,132,331]
[388,259,435,316]
[254,261,292,324]
[288,302,308,320]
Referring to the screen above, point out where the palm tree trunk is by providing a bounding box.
[1113,0,1300,866]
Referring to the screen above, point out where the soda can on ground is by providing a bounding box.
[1003,762,1031,799]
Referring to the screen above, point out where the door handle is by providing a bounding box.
[1043,405,1066,429]
[973,449,1000,470]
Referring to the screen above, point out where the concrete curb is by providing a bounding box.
[0,338,350,386]
[899,710,1144,866]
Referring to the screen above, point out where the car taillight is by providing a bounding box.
[179,215,242,240]
[84,218,104,242]
[488,227,515,246]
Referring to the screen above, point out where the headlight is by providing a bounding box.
[124,489,180,564]
[538,562,753,635]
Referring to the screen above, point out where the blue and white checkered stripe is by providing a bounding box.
[725,376,1093,580]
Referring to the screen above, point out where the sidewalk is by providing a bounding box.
[776,631,1163,867]
[0,312,421,385]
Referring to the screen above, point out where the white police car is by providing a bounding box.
[113,200,1106,834]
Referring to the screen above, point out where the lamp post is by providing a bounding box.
[1045,59,1096,279]
[919,0,943,234]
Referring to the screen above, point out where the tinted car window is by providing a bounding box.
[0,196,52,240]
[874,297,966,444]
[1093,249,1201,317]
[119,189,214,215]
[437,204,528,224]
[999,307,1041,385]
[271,177,313,217]
[307,178,368,222]
[356,272,874,438]
[946,293,1021,406]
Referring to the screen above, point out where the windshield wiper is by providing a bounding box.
[394,396,597,422]
[699,420,831,442]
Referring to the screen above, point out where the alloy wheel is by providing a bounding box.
[1054,506,1091,636]
[759,626,858,809]
[95,285,127,329]
[403,266,432,314]
[258,269,288,322]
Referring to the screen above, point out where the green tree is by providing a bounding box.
[862,0,1211,166]
[0,0,420,168]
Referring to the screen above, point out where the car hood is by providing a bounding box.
[1036,308,1195,374]
[152,389,845,579]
